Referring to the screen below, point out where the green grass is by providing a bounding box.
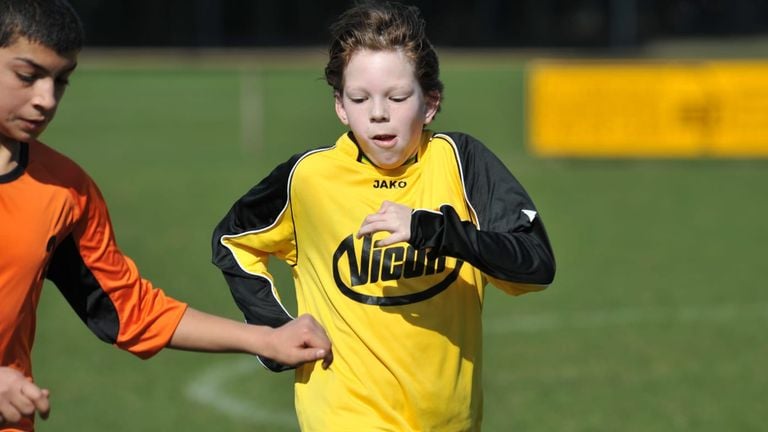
[31,55,767,431]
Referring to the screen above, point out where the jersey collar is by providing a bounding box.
[337,130,434,169]
[0,142,28,184]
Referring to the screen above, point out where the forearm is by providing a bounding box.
[168,307,270,355]
[411,205,555,284]
[167,308,333,370]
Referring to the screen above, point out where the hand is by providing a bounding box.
[356,200,413,247]
[0,367,50,425]
[265,314,333,369]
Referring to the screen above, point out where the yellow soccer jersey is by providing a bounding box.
[212,131,555,431]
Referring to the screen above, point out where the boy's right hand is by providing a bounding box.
[356,200,413,247]
[0,367,50,425]
[267,314,334,369]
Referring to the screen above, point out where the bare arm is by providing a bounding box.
[168,308,333,369]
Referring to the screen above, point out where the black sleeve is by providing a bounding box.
[409,132,555,285]
[46,234,119,344]
[211,154,304,372]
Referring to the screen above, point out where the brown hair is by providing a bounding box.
[324,1,443,107]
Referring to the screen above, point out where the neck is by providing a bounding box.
[359,147,419,169]
[0,141,20,176]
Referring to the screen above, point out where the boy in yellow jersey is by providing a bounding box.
[0,1,332,430]
[213,1,555,430]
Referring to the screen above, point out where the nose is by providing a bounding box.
[32,79,58,112]
[370,98,389,122]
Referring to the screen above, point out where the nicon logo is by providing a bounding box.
[332,234,463,306]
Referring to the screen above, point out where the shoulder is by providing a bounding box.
[292,144,338,167]
[430,131,504,171]
[264,144,336,186]
[24,141,104,224]
[222,144,336,229]
[233,144,335,207]
[432,131,492,156]
[28,140,104,208]
[27,140,92,188]
[285,141,341,181]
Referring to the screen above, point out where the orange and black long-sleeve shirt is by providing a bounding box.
[0,140,187,431]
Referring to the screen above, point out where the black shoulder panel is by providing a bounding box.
[439,132,537,232]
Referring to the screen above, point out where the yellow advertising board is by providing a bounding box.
[527,60,768,158]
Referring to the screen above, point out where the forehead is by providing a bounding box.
[343,49,416,88]
[0,36,78,72]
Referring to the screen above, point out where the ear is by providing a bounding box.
[334,91,349,125]
[424,90,441,125]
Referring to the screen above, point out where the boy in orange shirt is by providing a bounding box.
[0,1,332,430]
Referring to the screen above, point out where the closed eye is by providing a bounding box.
[15,72,37,84]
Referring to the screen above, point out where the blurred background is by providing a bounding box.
[33,1,767,431]
[68,0,768,49]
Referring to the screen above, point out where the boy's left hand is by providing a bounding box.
[356,200,412,247]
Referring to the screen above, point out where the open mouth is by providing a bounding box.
[372,134,396,144]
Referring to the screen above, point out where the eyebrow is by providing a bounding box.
[13,56,78,75]
[345,84,415,93]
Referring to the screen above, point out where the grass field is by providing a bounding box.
[30,51,768,431]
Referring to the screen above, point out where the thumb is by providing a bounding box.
[297,348,327,364]
[301,348,333,369]
[39,390,51,420]
[310,348,326,360]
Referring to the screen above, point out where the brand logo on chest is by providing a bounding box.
[373,179,407,189]
[332,234,462,306]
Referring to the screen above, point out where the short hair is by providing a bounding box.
[324,1,443,103]
[0,0,84,53]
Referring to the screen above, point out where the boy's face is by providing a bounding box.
[0,36,78,147]
[335,49,439,169]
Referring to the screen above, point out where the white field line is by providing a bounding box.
[184,357,296,427]
[484,302,768,334]
[186,302,767,424]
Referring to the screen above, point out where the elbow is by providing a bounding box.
[538,252,556,285]
[513,236,556,285]
[539,267,556,286]
[526,251,556,285]
[525,266,554,286]
[495,259,555,286]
